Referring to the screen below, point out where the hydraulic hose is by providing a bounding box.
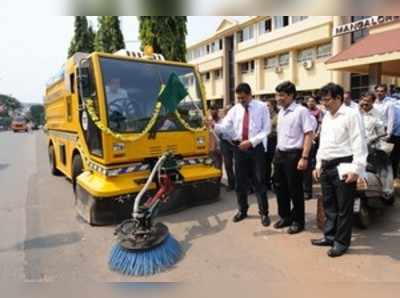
[132,153,168,218]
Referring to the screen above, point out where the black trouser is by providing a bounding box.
[220,139,235,189]
[265,135,277,188]
[320,156,355,248]
[273,149,304,226]
[303,140,318,195]
[234,143,268,215]
[389,135,400,179]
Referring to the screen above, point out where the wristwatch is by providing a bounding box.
[301,156,309,160]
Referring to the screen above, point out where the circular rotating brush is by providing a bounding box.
[108,153,182,276]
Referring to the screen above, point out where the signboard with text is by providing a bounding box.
[333,16,400,37]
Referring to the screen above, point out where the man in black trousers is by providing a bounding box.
[273,81,315,234]
[312,83,367,257]
[210,83,271,226]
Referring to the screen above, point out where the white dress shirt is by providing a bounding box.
[373,96,395,125]
[345,101,359,109]
[359,107,385,145]
[316,104,368,176]
[105,86,129,103]
[214,99,271,150]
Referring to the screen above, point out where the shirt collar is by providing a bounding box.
[283,102,297,112]
[329,103,347,117]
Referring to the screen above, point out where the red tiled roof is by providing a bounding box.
[326,28,400,64]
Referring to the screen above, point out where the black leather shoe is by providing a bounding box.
[311,238,334,247]
[232,212,247,223]
[261,215,271,227]
[327,245,348,257]
[273,218,292,229]
[287,223,304,234]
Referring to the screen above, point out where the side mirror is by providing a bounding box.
[78,67,91,99]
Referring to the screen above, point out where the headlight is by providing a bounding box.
[113,142,125,153]
[196,136,206,145]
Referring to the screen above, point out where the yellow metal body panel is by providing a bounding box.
[77,165,221,198]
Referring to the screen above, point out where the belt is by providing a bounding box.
[277,148,302,154]
[321,156,353,170]
[232,140,241,146]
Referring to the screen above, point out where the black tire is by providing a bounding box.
[355,204,370,229]
[48,145,62,176]
[384,195,396,206]
[72,154,83,193]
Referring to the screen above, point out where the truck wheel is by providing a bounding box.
[356,204,370,229]
[48,145,61,176]
[384,195,395,206]
[72,154,83,193]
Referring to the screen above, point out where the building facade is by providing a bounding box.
[187,16,400,107]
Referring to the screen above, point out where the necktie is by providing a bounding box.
[242,105,249,141]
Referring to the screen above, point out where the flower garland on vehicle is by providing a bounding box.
[84,71,207,141]
[85,98,161,142]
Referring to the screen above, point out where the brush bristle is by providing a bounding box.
[108,234,182,276]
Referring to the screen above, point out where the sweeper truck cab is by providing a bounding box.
[44,49,221,225]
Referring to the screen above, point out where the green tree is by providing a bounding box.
[0,94,22,128]
[0,94,22,112]
[68,16,95,57]
[138,17,187,62]
[95,16,125,53]
[29,104,45,125]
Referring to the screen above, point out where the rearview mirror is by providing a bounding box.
[78,67,91,98]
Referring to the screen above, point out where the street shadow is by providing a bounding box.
[159,188,277,253]
[0,232,82,252]
[0,163,9,171]
[349,205,400,261]
[305,201,400,261]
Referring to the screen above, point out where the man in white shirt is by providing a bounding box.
[359,92,386,146]
[374,84,395,125]
[344,91,358,109]
[211,83,271,226]
[312,83,367,258]
[105,78,129,103]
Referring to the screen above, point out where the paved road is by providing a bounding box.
[1,130,400,283]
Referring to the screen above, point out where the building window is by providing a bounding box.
[186,50,193,61]
[214,69,223,79]
[351,16,369,43]
[264,57,278,69]
[202,72,210,81]
[291,16,308,24]
[317,43,332,58]
[274,16,289,29]
[259,18,272,34]
[279,53,289,66]
[237,26,254,43]
[298,47,315,62]
[240,61,255,73]
[219,39,223,50]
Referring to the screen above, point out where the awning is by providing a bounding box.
[326,28,400,76]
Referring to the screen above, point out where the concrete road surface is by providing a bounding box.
[1,130,400,283]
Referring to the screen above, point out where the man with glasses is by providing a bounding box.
[312,83,367,257]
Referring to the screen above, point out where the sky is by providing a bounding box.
[0,16,248,104]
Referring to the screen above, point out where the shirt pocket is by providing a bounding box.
[286,118,299,138]
[333,124,348,144]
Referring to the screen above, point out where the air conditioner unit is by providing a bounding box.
[275,66,283,73]
[303,60,314,70]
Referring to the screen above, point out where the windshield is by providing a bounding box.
[99,57,204,133]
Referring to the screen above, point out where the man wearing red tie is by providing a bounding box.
[212,83,271,226]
